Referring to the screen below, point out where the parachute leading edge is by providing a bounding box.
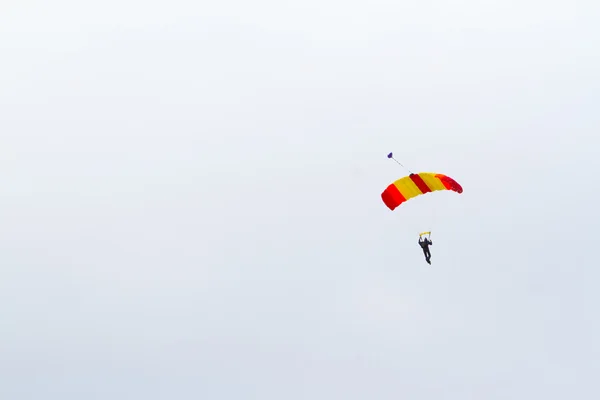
[381,172,463,211]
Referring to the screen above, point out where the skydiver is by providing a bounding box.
[419,236,432,264]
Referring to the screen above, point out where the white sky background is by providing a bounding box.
[1,1,599,398]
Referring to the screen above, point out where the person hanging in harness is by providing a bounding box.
[418,235,432,264]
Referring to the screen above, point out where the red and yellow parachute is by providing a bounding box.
[381,172,463,210]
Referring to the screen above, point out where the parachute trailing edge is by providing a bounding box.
[381,172,463,211]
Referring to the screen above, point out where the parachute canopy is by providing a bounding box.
[381,172,463,211]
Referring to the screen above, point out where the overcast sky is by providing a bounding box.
[1,1,598,399]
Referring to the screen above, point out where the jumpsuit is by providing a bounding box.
[419,238,432,264]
